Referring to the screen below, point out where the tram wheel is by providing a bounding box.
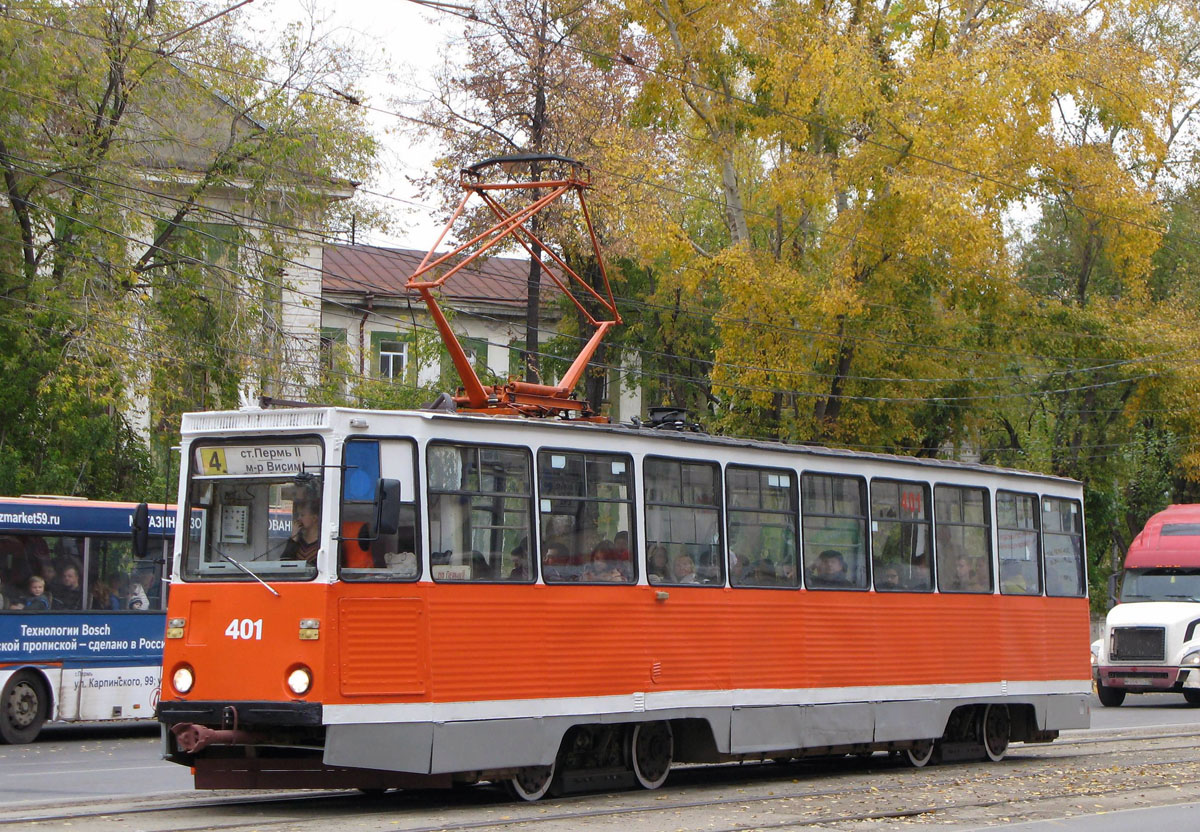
[505,763,556,802]
[1096,682,1126,708]
[628,721,673,789]
[0,671,48,745]
[979,704,1010,762]
[904,739,937,768]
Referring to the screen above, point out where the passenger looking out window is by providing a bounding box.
[671,553,698,584]
[935,484,993,593]
[727,465,799,589]
[809,549,852,587]
[538,450,634,584]
[14,575,50,610]
[870,480,932,591]
[646,545,669,582]
[801,473,869,589]
[644,458,723,586]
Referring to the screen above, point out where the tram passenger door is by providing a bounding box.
[338,438,425,697]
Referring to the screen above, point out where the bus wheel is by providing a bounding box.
[904,739,937,768]
[1183,690,1200,706]
[979,704,1010,762]
[1096,682,1126,708]
[0,671,48,744]
[505,763,556,802]
[629,721,673,790]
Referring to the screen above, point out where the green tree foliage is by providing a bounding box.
[0,0,378,498]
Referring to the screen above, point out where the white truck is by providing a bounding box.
[1093,504,1200,707]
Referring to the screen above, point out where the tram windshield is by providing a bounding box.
[1119,568,1200,603]
[183,441,324,581]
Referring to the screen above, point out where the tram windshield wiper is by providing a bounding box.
[215,548,281,597]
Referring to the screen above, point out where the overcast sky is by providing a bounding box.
[250,0,458,249]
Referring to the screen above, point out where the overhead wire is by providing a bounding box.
[3,0,1196,367]
[2,2,1198,409]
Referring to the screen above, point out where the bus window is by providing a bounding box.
[870,480,932,592]
[997,491,1041,596]
[802,473,868,589]
[340,438,420,582]
[645,457,723,586]
[935,485,993,593]
[538,450,634,584]
[89,536,165,610]
[1044,497,1085,597]
[428,443,533,582]
[727,466,798,588]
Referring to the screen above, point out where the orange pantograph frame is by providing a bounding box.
[405,155,620,419]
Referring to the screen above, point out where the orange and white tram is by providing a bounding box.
[157,406,1091,798]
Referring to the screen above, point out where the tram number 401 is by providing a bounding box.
[224,618,264,640]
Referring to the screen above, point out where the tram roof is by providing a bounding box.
[181,406,1081,489]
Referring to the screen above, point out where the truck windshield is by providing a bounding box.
[1120,568,1200,602]
[183,441,324,581]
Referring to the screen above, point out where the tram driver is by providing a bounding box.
[284,499,321,563]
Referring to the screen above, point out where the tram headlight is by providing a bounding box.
[172,664,195,695]
[286,666,313,696]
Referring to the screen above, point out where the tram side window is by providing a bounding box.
[935,485,993,593]
[427,443,533,582]
[538,450,635,584]
[802,473,868,589]
[997,491,1041,596]
[870,480,932,592]
[1044,497,1086,597]
[645,457,723,586]
[727,466,798,588]
[340,438,421,582]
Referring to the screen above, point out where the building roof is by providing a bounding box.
[322,244,554,308]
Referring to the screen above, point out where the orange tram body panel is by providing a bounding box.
[158,407,1091,797]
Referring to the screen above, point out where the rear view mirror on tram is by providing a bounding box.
[375,479,402,536]
[132,502,150,559]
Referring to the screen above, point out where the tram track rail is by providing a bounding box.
[3,728,1200,830]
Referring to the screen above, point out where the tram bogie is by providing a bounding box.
[157,407,1092,799]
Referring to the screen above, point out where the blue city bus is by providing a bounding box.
[0,496,184,743]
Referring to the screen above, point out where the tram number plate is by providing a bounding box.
[225,618,264,640]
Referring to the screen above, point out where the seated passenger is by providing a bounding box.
[469,550,492,580]
[745,559,778,586]
[18,575,51,610]
[90,579,121,610]
[52,562,83,610]
[876,564,901,591]
[581,540,619,581]
[671,553,698,584]
[946,555,985,591]
[542,541,574,581]
[647,545,670,582]
[126,568,155,610]
[612,530,632,563]
[809,549,851,587]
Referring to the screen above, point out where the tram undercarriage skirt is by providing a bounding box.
[191,756,454,790]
